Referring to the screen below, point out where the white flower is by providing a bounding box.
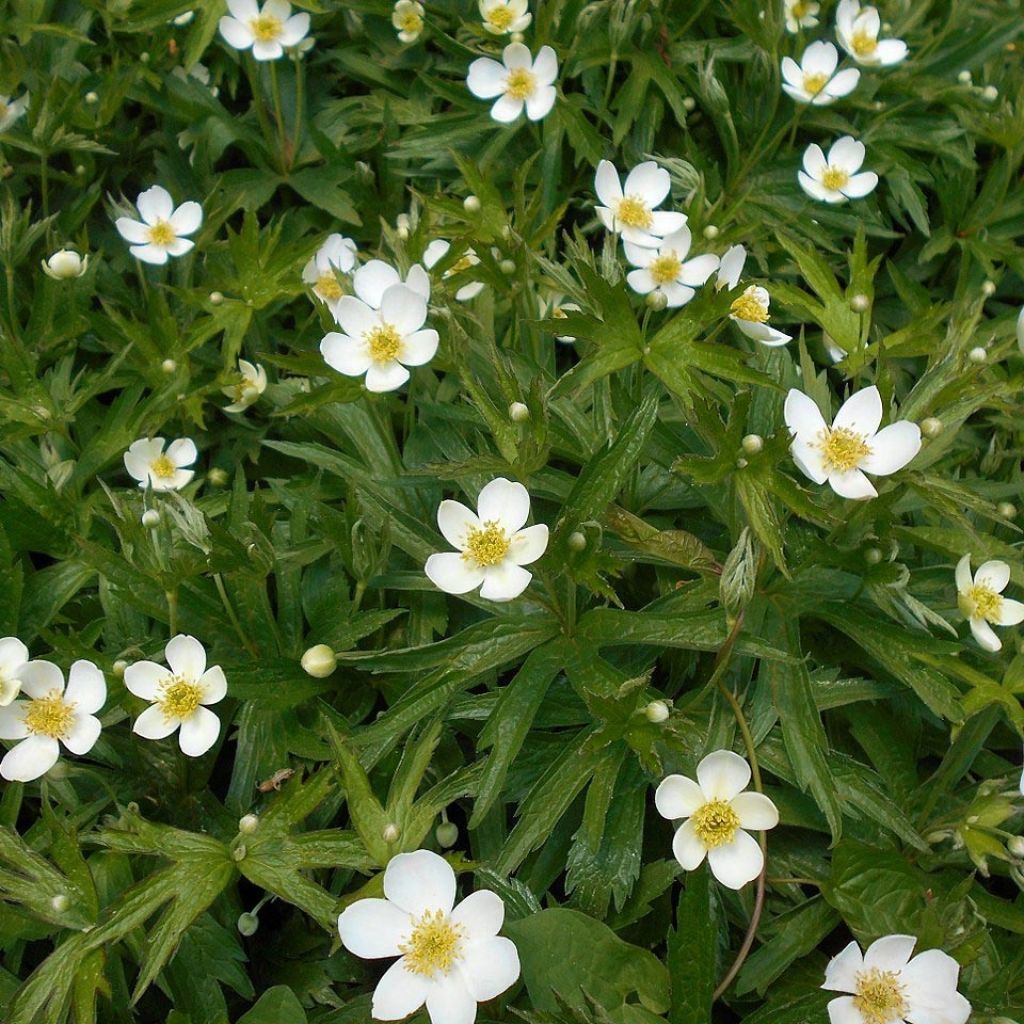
[302,234,357,314]
[124,437,198,492]
[425,478,548,602]
[594,160,687,248]
[729,285,791,346]
[955,555,1024,653]
[354,258,431,308]
[480,0,531,34]
[42,249,88,280]
[624,225,719,308]
[799,137,878,204]
[822,935,970,1024]
[0,93,29,132]
[115,185,203,265]
[0,638,30,707]
[392,0,425,44]
[223,359,268,413]
[219,0,310,60]
[1016,305,1024,353]
[539,294,581,342]
[835,0,908,66]
[467,43,558,123]
[781,42,860,104]
[423,241,483,301]
[784,0,819,33]
[784,386,921,500]
[338,849,520,1024]
[655,750,779,890]
[0,660,106,782]
[124,635,227,758]
[715,244,747,290]
[321,284,438,393]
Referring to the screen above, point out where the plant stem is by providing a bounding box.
[269,61,286,171]
[213,572,258,656]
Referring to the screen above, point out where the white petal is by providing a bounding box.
[423,239,450,269]
[803,40,838,74]
[124,437,164,481]
[802,144,827,177]
[354,261,399,308]
[655,774,705,820]
[136,185,174,224]
[154,468,193,492]
[970,617,1001,652]
[115,217,151,244]
[828,136,865,173]
[198,665,228,704]
[169,201,202,236]
[124,661,169,700]
[678,254,719,287]
[784,389,827,439]
[372,959,432,1021]
[780,57,803,87]
[64,661,106,715]
[623,162,670,207]
[130,243,171,265]
[451,890,504,940]
[696,749,751,800]
[279,12,310,45]
[730,791,779,831]
[0,637,28,675]
[648,211,687,237]
[399,329,438,367]
[322,333,372,377]
[62,713,101,755]
[338,898,412,958]
[842,172,878,199]
[134,704,180,740]
[671,819,707,870]
[507,524,548,566]
[826,996,863,1024]
[901,949,970,1024]
[437,500,482,550]
[380,284,426,334]
[717,245,745,289]
[502,42,532,69]
[525,86,556,121]
[251,39,284,60]
[478,563,532,602]
[955,554,973,593]
[660,282,696,308]
[0,703,29,739]
[165,634,206,680]
[594,161,623,206]
[262,0,293,20]
[364,361,410,393]
[791,437,829,485]
[875,39,908,66]
[707,829,763,889]
[165,237,194,260]
[995,598,1024,627]
[425,553,486,595]
[227,0,258,18]
[167,437,198,469]
[384,849,457,917]
[862,934,917,972]
[826,68,861,97]
[833,385,882,436]
[459,936,520,1002]
[823,941,864,993]
[426,971,478,1024]
[178,705,221,757]
[626,269,657,295]
[532,46,558,85]
[974,560,1010,593]
[859,421,921,476]
[799,173,836,203]
[477,478,530,533]
[490,94,524,123]
[828,468,877,500]
[219,16,255,49]
[455,281,485,302]
[336,296,379,337]
[467,58,507,98]
[405,264,431,300]
[0,735,60,782]
[18,660,65,699]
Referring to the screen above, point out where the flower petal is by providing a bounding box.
[178,705,220,757]
[477,478,530,533]
[0,637,28,676]
[336,296,379,338]
[251,39,283,60]
[833,385,882,436]
[399,329,439,367]
[822,940,864,993]
[479,563,532,602]
[64,661,106,715]
[115,217,150,244]
[970,616,1001,652]
[338,897,412,958]
[826,995,863,1024]
[134,704,179,740]
[0,735,60,782]
[384,849,457,917]
[875,38,908,66]
[425,552,486,595]
[626,269,656,295]
[594,161,622,206]
[219,16,255,49]
[803,40,838,74]
[671,819,707,870]
[136,185,174,224]
[623,162,670,207]
[828,468,877,500]
[859,421,921,476]
[784,389,827,440]
[525,85,556,121]
[167,437,198,469]
[18,660,65,699]
[901,949,970,1024]
[655,774,705,820]
[380,284,427,335]
[828,136,865,173]
[975,560,1010,593]
[354,260,399,308]
[426,970,478,1024]
[507,524,548,566]
[451,889,504,940]
[169,201,202,236]
[490,93,524,123]
[459,935,520,1002]
[842,172,878,199]
[372,958,432,1021]
[863,934,916,972]
[730,791,779,831]
[696,749,751,801]
[321,333,372,377]
[826,67,861,97]
[63,713,101,755]
[364,360,410,393]
[165,634,206,680]
[791,436,829,485]
[706,829,763,889]
[279,12,310,45]
[124,662,169,700]
[532,46,558,85]
[0,703,29,740]
[198,665,228,704]
[954,554,973,593]
[802,143,827,177]
[678,253,720,287]
[995,598,1024,627]
[437,500,482,551]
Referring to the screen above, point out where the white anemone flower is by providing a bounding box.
[124,635,227,758]
[425,478,548,602]
[480,0,531,35]
[354,259,431,308]
[955,555,1024,653]
[42,249,89,280]
[822,934,970,1024]
[782,42,860,105]
[715,244,746,290]
[655,750,779,890]
[0,660,106,782]
[423,240,482,302]
[784,386,921,500]
[303,234,358,314]
[0,638,30,707]
[223,359,268,413]
[338,850,520,1024]
[729,286,791,346]
[0,93,29,132]
[594,160,687,248]
[115,186,203,265]
[836,0,908,67]
[219,0,310,61]
[392,0,425,44]
[624,225,719,308]
[321,284,438,393]
[124,437,198,492]
[467,43,557,123]
[799,137,878,204]
[784,0,820,33]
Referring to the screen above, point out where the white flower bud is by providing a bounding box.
[396,214,411,239]
[173,10,196,25]
[510,31,524,43]
[920,416,943,438]
[644,700,669,723]
[968,346,987,364]
[113,659,128,678]
[499,258,516,276]
[208,467,229,486]
[85,91,98,104]
[850,293,870,312]
[568,531,586,552]
[981,280,996,296]
[702,224,719,239]
[140,52,150,63]
[864,547,883,565]
[141,509,161,528]
[1008,836,1024,858]
[209,291,224,305]
[997,501,1016,519]
[645,291,668,311]
[509,402,529,423]
[682,96,696,111]
[238,814,259,834]
[161,358,176,374]
[42,249,88,280]
[237,912,259,936]
[463,195,481,213]
[435,821,459,848]
[382,823,400,843]
[50,894,70,912]
[982,85,998,101]
[301,644,337,678]
[957,70,972,84]
[740,433,763,455]
[75,164,86,176]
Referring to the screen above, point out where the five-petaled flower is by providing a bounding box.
[822,934,970,1024]
[425,478,548,602]
[655,750,779,890]
[594,160,687,248]
[115,185,203,265]
[729,285,791,346]
[124,437,198,492]
[125,635,227,757]
[392,0,425,44]
[480,0,531,35]
[338,849,521,1024]
[0,660,106,782]
[219,0,310,60]
[835,0,908,67]
[223,359,268,413]
[955,555,1024,653]
[624,225,719,308]
[799,137,878,204]
[782,41,860,105]
[0,638,30,707]
[303,234,358,314]
[467,42,558,123]
[784,386,921,500]
[423,240,483,302]
[784,0,820,34]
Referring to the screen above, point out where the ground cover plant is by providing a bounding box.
[1,0,1023,1022]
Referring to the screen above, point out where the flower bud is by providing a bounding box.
[75,164,86,176]
[238,814,259,834]
[510,31,524,44]
[207,467,228,486]
[957,70,972,84]
[463,195,481,213]
[141,509,161,528]
[113,659,128,678]
[140,51,150,63]
[740,433,763,455]
[850,293,870,313]
[161,358,177,374]
[568,531,586,552]
[85,91,98,104]
[645,291,668,311]
[1008,836,1024,858]
[968,346,987,364]
[435,821,459,848]
[735,457,748,469]
[42,249,88,280]
[920,417,943,438]
[509,401,529,423]
[982,85,998,101]
[209,291,224,305]
[301,644,337,678]
[499,259,516,276]
[981,280,996,297]
[237,912,259,936]
[50,894,70,912]
[644,700,669,723]
[396,214,411,239]
[174,10,196,25]
[702,224,719,239]
[864,547,883,565]
[682,96,696,111]
[382,823,400,843]
[997,501,1016,519]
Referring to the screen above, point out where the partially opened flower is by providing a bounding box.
[655,750,778,889]
[392,0,425,44]
[729,286,791,346]
[822,935,970,1024]
[42,249,89,280]
[124,635,227,757]
[467,42,558,123]
[0,638,30,707]
[784,386,921,499]
[624,226,719,308]
[321,284,439,393]
[423,240,482,302]
[338,850,520,1024]
[223,359,267,413]
[115,186,203,265]
[303,234,358,314]
[956,555,1024,653]
[715,244,746,290]
[782,42,860,104]
[594,160,687,248]
[480,0,531,35]
[354,259,431,308]
[836,0,908,67]
[219,0,310,60]
[0,93,29,132]
[124,437,198,491]
[0,660,106,782]
[784,0,819,33]
[799,137,878,204]
[425,478,548,602]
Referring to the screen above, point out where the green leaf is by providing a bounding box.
[667,867,717,1024]
[236,985,308,1024]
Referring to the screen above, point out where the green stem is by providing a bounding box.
[244,56,277,162]
[165,588,179,636]
[213,572,258,656]
[292,55,305,167]
[269,60,286,171]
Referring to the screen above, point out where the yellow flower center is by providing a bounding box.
[399,909,465,976]
[649,253,682,286]
[819,427,870,472]
[485,5,515,30]
[852,968,908,1024]
[147,220,176,247]
[463,521,510,568]
[615,195,653,230]
[552,305,568,319]
[397,9,423,32]
[159,676,203,721]
[791,0,811,15]
[446,255,476,276]
[249,14,283,42]
[959,584,1002,622]
[25,691,75,740]
[366,324,402,363]
[316,272,343,301]
[803,71,829,94]
[851,30,877,57]
[506,67,536,100]
[150,454,178,480]
[730,292,769,323]
[822,166,850,191]
[691,799,740,848]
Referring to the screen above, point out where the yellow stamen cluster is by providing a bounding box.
[850,30,877,58]
[399,910,465,977]
[691,799,740,848]
[249,14,283,42]
[615,196,653,230]
[485,5,515,30]
[819,427,870,472]
[803,71,829,95]
[822,166,850,191]
[316,273,343,301]
[791,1,811,16]
[959,584,1002,622]
[147,221,176,247]
[852,968,908,1024]
[463,521,510,568]
[150,454,178,480]
[25,691,74,740]
[649,254,682,286]
[505,68,536,101]
[730,292,769,323]
[366,324,403,363]
[397,9,423,32]
[159,676,203,721]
